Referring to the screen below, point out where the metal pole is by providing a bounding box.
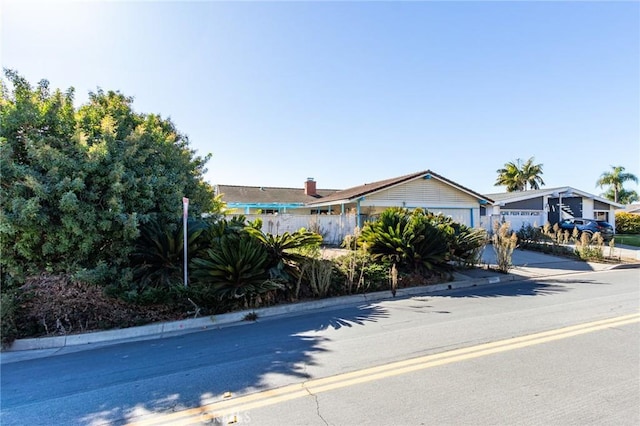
[559,193,562,222]
[183,197,189,287]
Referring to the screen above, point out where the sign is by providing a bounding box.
[500,211,540,216]
[183,197,189,218]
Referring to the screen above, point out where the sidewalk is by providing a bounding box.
[486,243,640,278]
[2,245,638,361]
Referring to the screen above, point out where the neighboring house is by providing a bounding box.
[483,187,624,232]
[623,204,640,215]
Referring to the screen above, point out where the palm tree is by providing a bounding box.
[596,166,639,203]
[495,157,545,192]
[521,157,545,190]
[602,188,639,204]
[495,160,522,191]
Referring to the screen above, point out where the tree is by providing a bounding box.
[494,157,545,192]
[520,157,545,190]
[602,188,638,205]
[0,70,217,284]
[494,160,522,192]
[596,165,639,203]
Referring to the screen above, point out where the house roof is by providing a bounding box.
[215,184,340,206]
[306,169,494,207]
[624,204,640,214]
[483,186,625,208]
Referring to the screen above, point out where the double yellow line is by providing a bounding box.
[128,312,640,426]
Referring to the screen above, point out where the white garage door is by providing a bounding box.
[433,208,472,227]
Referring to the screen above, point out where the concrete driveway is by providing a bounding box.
[479,243,640,280]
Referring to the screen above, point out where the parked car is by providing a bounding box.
[558,218,615,241]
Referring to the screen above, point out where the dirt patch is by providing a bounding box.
[321,248,349,259]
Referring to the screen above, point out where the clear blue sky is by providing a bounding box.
[2,0,639,197]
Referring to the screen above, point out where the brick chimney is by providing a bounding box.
[304,177,317,196]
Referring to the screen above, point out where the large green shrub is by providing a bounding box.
[246,226,323,282]
[417,211,487,267]
[1,292,18,347]
[358,208,455,283]
[128,217,209,298]
[190,233,282,302]
[403,209,450,273]
[359,208,409,261]
[615,212,640,234]
[0,70,217,286]
[332,251,390,294]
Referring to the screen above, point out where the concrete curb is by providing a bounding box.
[605,262,640,270]
[5,274,516,352]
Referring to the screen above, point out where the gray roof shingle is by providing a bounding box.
[216,185,340,204]
[307,169,493,205]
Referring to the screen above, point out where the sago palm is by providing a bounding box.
[190,234,280,299]
[130,217,207,289]
[246,227,323,280]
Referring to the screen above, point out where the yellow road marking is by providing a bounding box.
[128,313,640,426]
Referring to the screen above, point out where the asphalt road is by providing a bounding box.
[1,268,638,426]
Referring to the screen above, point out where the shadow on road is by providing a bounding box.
[431,281,568,298]
[1,304,388,425]
[433,277,604,299]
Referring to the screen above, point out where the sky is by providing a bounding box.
[2,0,639,198]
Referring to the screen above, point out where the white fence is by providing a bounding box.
[241,214,358,245]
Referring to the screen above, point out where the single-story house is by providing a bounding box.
[304,170,493,228]
[215,171,494,243]
[482,186,624,232]
[624,204,640,215]
[215,178,340,215]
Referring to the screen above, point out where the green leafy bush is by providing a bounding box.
[246,226,323,290]
[1,292,18,347]
[615,212,640,234]
[359,208,453,276]
[359,208,410,268]
[516,224,546,247]
[129,217,208,293]
[301,258,334,298]
[574,232,604,261]
[403,210,450,273]
[332,251,390,294]
[191,234,281,301]
[0,70,218,285]
[422,211,487,267]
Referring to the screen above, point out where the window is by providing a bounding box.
[595,211,609,221]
